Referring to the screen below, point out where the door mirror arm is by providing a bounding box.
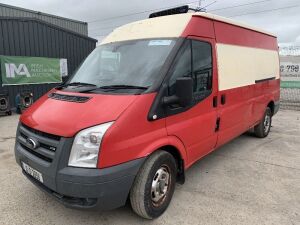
[163,77,193,107]
[163,95,179,105]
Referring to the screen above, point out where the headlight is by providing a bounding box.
[68,122,114,168]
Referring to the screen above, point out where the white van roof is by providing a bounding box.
[101,12,276,45]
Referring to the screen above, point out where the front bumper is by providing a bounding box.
[15,123,145,210]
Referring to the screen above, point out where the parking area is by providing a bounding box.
[0,110,299,225]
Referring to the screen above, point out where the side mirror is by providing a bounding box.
[163,77,193,107]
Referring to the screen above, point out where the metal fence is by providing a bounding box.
[280,55,300,111]
[280,88,300,110]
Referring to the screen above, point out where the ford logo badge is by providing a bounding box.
[26,137,39,150]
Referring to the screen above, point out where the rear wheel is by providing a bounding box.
[130,151,177,219]
[254,107,272,138]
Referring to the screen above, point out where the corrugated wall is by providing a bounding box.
[0,18,97,108]
[0,3,88,36]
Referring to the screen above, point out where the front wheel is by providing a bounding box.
[130,151,177,219]
[254,107,272,138]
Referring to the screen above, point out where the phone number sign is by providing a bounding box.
[280,62,300,88]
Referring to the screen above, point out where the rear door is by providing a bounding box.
[165,37,219,166]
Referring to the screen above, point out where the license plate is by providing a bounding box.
[22,162,44,183]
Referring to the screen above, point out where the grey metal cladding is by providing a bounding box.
[0,3,88,35]
[0,17,97,109]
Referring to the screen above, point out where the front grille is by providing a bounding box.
[20,143,52,163]
[48,93,91,103]
[19,132,57,152]
[17,124,61,164]
[21,123,61,141]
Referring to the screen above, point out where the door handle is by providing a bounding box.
[221,94,226,105]
[215,117,220,132]
[213,96,218,108]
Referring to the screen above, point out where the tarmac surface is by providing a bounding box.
[0,110,299,225]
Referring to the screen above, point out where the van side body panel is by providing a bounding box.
[214,21,278,50]
[213,21,280,147]
[176,16,279,164]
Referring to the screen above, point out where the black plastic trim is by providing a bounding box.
[221,94,226,105]
[274,100,280,115]
[255,77,276,83]
[149,5,189,18]
[21,158,145,210]
[48,92,91,103]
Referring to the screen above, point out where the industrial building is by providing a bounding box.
[0,3,97,112]
[0,3,87,35]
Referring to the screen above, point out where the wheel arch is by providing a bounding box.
[135,135,187,184]
[159,145,186,184]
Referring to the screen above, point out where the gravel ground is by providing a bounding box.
[0,110,299,225]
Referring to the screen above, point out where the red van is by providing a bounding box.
[15,8,280,219]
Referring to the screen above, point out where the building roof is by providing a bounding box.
[0,17,97,42]
[0,3,88,36]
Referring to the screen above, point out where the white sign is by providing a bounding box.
[280,62,300,88]
[59,58,68,77]
[5,63,30,78]
[279,45,300,56]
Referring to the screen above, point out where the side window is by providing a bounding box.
[168,41,191,96]
[192,40,213,93]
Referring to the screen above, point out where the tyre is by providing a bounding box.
[130,151,177,219]
[254,107,272,138]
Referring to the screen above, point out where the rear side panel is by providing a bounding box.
[214,21,278,50]
[214,21,280,147]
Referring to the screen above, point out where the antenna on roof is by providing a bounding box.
[191,0,217,12]
[188,0,207,12]
[197,0,206,12]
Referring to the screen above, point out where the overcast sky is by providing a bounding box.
[0,0,299,45]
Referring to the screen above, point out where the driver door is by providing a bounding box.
[165,37,218,166]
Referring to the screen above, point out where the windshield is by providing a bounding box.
[66,39,177,93]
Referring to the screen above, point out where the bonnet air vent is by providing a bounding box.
[48,93,91,103]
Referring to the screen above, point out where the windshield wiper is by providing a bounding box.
[78,84,150,93]
[56,82,97,89]
[99,85,149,90]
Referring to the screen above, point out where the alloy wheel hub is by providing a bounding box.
[264,114,271,133]
[151,165,170,206]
